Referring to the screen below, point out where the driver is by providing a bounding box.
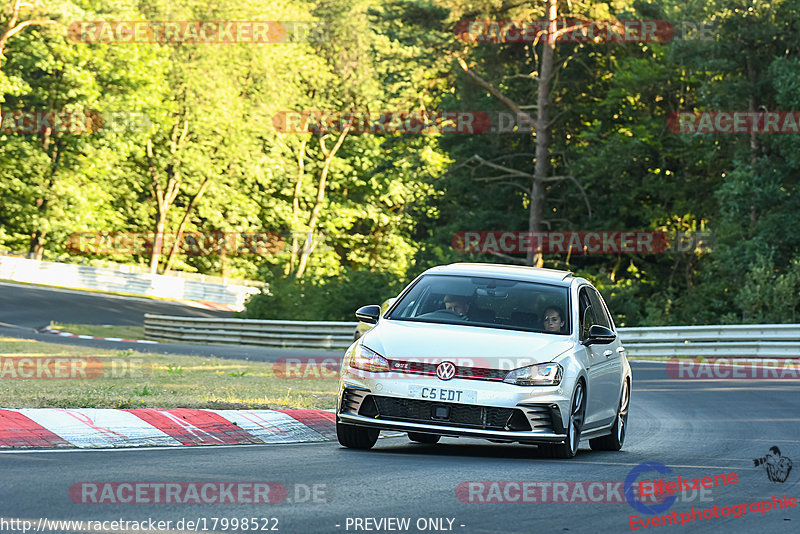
[443,294,470,318]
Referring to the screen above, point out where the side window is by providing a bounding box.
[587,288,612,330]
[578,288,596,340]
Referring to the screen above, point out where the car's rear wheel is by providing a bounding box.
[590,378,629,451]
[408,432,440,444]
[336,421,379,449]
[540,380,585,459]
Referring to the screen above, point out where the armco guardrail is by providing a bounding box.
[144,315,358,349]
[144,316,800,356]
[619,324,800,358]
[0,256,261,311]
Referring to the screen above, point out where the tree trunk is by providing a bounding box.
[286,120,310,276]
[162,175,210,273]
[145,122,187,274]
[26,127,60,260]
[27,231,45,259]
[528,0,557,268]
[150,208,167,274]
[295,124,351,278]
[219,243,230,278]
[746,54,759,225]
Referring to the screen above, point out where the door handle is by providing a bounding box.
[617,347,625,353]
[603,350,613,358]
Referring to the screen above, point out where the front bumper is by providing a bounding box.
[338,412,568,443]
[338,371,573,444]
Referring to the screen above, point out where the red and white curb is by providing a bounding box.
[174,299,240,312]
[38,326,158,344]
[0,408,335,449]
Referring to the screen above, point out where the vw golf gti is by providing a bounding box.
[336,263,631,458]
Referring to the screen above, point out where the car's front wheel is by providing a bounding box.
[590,378,629,451]
[540,380,585,459]
[336,421,379,449]
[408,432,440,444]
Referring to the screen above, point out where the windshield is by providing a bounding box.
[387,274,571,335]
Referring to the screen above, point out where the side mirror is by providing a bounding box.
[584,325,616,346]
[355,304,382,324]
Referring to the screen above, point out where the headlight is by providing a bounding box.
[349,344,390,373]
[503,362,563,386]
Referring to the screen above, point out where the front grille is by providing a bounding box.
[387,359,506,381]
[366,395,531,431]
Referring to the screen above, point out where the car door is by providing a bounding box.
[578,286,618,427]
[586,286,623,425]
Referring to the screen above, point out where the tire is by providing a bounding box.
[590,378,629,451]
[540,380,585,459]
[336,421,379,449]
[408,432,440,444]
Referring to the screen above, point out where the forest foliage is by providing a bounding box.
[1,0,799,325]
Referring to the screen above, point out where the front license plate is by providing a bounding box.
[408,385,477,404]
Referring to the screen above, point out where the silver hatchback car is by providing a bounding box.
[336,263,631,458]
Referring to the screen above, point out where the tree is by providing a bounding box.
[446,0,626,266]
[0,0,164,260]
[0,0,55,126]
[281,0,451,280]
[133,0,328,275]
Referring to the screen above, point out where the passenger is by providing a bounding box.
[543,305,566,333]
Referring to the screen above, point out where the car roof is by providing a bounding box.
[422,263,574,286]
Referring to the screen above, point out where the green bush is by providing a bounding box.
[244,268,405,321]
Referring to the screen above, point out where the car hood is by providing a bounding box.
[361,319,574,370]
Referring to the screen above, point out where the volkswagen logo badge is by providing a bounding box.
[436,361,456,381]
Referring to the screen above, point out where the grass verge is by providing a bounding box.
[0,336,338,410]
[51,323,146,341]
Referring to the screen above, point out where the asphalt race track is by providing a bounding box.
[0,282,341,361]
[0,282,235,327]
[0,362,798,533]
